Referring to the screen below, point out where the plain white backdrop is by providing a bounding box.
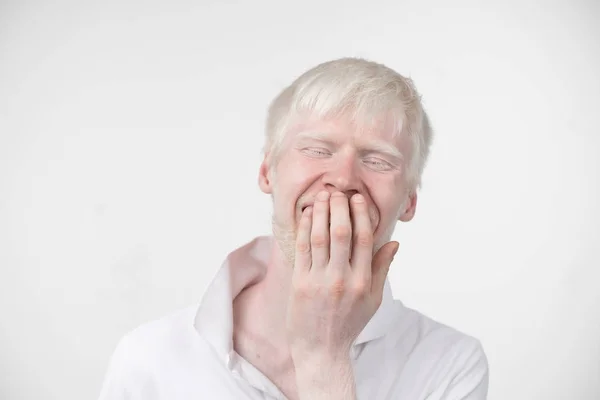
[1,0,599,399]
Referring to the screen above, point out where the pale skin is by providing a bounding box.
[288,191,400,399]
[233,116,417,400]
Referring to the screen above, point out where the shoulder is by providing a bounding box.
[400,303,485,352]
[117,305,198,358]
[385,301,489,398]
[97,305,201,399]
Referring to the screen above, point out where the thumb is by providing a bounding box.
[371,241,399,297]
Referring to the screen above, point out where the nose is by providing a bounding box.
[322,153,362,198]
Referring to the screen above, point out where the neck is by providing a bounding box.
[233,237,295,351]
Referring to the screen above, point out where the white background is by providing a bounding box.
[1,0,599,399]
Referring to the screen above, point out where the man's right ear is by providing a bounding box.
[258,154,273,194]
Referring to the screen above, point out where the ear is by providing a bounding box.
[398,191,417,222]
[258,154,274,194]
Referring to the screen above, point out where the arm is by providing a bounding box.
[293,352,357,400]
[427,340,489,400]
[97,334,157,400]
[98,338,129,400]
[286,192,398,400]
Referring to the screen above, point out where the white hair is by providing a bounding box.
[263,57,434,192]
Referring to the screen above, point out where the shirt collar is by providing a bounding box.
[194,235,399,360]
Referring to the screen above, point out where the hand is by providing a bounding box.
[286,190,399,362]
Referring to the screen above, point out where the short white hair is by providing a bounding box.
[263,57,433,191]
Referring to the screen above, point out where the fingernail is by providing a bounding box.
[317,191,330,201]
[392,242,400,257]
[352,194,364,203]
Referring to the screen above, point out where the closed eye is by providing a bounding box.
[363,158,393,171]
[302,148,332,157]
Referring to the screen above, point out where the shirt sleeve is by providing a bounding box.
[97,336,131,400]
[97,334,158,400]
[426,339,490,400]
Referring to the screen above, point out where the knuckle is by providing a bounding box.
[328,279,346,299]
[293,281,314,298]
[332,225,351,241]
[354,231,372,247]
[352,280,370,298]
[311,233,328,248]
[296,241,310,254]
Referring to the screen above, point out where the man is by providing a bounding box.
[98,57,489,399]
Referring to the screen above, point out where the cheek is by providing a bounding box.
[280,157,321,187]
[272,160,316,208]
[369,178,404,217]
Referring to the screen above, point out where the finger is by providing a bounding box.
[371,241,399,298]
[294,206,313,274]
[311,191,330,270]
[349,193,373,279]
[329,191,352,269]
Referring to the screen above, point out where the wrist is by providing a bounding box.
[291,345,351,370]
[293,350,355,385]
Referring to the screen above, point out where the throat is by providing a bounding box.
[232,278,291,358]
[233,323,298,399]
[229,243,300,396]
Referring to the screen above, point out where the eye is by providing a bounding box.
[303,148,332,157]
[363,158,393,171]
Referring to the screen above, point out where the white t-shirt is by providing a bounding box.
[98,236,489,399]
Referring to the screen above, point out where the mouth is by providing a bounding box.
[300,203,379,231]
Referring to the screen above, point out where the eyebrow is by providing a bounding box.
[294,130,404,161]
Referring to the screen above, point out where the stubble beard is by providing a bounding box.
[271,212,297,268]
